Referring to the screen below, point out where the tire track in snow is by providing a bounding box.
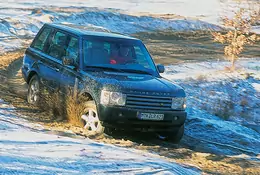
[0,100,200,175]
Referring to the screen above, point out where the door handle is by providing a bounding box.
[54,68,60,72]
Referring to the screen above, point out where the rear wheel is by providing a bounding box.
[81,101,105,135]
[157,125,184,144]
[27,75,41,105]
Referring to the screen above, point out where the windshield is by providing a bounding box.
[83,37,158,75]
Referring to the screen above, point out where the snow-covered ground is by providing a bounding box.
[163,59,260,124]
[0,6,222,52]
[0,0,222,23]
[0,60,259,173]
[0,0,226,52]
[1,0,259,52]
[163,59,260,155]
[0,0,260,173]
[0,99,200,174]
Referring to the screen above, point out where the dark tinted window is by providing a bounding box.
[32,27,51,51]
[66,37,79,65]
[47,31,68,60]
[83,40,109,65]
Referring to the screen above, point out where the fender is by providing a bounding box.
[22,52,40,84]
[78,88,99,104]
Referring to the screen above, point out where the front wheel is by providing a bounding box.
[157,125,184,144]
[81,101,105,135]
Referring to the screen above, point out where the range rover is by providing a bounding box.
[22,24,187,143]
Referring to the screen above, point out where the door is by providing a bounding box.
[59,35,82,95]
[42,30,70,91]
[29,27,62,90]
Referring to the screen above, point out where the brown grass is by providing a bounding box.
[38,90,63,120]
[65,94,86,127]
[134,31,260,65]
[240,98,249,107]
[242,72,251,79]
[196,74,207,81]
[0,50,25,69]
[38,87,87,127]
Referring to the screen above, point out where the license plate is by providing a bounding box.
[137,112,164,121]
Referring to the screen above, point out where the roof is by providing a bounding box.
[46,23,139,41]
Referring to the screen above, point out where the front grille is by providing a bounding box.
[126,94,172,110]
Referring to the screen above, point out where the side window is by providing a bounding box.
[66,37,79,65]
[134,46,149,67]
[104,42,110,55]
[32,27,51,51]
[47,31,68,60]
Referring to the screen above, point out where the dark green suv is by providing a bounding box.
[22,23,187,143]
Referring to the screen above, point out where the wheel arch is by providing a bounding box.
[78,90,96,102]
[27,70,38,84]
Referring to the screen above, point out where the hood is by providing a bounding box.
[84,71,185,97]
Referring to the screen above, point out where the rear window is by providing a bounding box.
[32,27,52,51]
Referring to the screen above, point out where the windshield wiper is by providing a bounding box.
[122,69,153,75]
[85,66,153,75]
[85,66,126,73]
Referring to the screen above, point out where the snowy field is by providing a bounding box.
[0,0,259,52]
[0,0,225,52]
[0,99,200,174]
[0,0,222,23]
[0,6,221,52]
[0,0,260,174]
[163,59,260,125]
[163,59,260,155]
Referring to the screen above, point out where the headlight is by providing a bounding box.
[101,90,126,106]
[172,97,186,110]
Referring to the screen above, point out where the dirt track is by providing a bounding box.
[0,48,260,175]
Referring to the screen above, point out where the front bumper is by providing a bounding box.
[98,105,187,132]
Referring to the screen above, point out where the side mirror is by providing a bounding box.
[157,64,165,73]
[62,56,75,67]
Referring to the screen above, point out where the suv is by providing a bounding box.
[22,24,187,143]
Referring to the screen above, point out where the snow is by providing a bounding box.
[163,59,260,125]
[252,83,260,92]
[1,11,220,52]
[1,59,260,173]
[0,0,260,173]
[0,100,200,174]
[0,0,222,24]
[162,59,260,155]
[1,0,259,51]
[0,1,224,52]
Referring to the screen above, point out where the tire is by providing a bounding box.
[80,101,105,135]
[27,75,41,105]
[157,125,184,144]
